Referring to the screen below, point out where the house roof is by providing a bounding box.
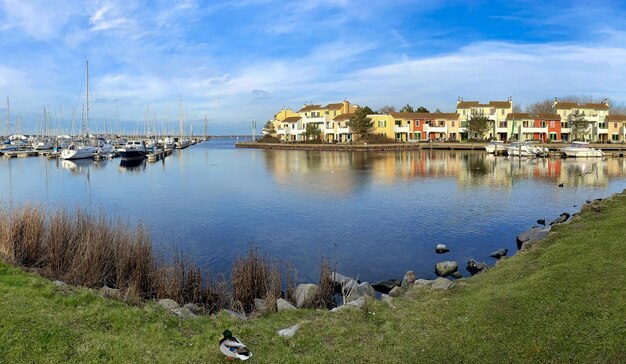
[536,113,561,120]
[389,112,459,120]
[505,113,531,120]
[333,113,354,121]
[582,103,609,110]
[605,114,626,121]
[555,102,609,110]
[297,104,322,112]
[280,116,301,123]
[457,101,511,108]
[324,103,344,110]
[554,102,578,109]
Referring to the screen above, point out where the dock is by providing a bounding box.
[3,150,39,158]
[147,149,173,162]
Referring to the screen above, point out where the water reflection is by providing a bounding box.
[61,159,108,174]
[263,150,626,192]
[119,159,147,172]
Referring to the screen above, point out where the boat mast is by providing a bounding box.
[6,97,10,136]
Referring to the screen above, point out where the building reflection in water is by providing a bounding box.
[263,149,626,194]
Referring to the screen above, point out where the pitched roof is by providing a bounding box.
[333,113,354,121]
[280,116,301,123]
[457,101,511,108]
[536,113,561,120]
[297,104,322,112]
[488,101,512,108]
[582,102,609,110]
[456,101,480,108]
[605,114,626,121]
[506,113,532,120]
[389,112,458,120]
[324,103,344,110]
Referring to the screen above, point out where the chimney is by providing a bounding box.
[343,99,350,114]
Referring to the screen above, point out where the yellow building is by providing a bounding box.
[298,100,358,142]
[554,99,610,142]
[269,107,300,141]
[606,114,626,142]
[368,114,395,139]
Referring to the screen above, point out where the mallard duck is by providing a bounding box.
[219,330,252,361]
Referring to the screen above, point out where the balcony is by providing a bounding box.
[302,115,329,124]
[276,128,287,135]
[520,126,548,133]
[393,125,410,133]
[425,125,447,133]
[337,126,351,134]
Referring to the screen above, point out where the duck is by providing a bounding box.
[219,330,252,361]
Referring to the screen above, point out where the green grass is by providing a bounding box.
[2,194,626,363]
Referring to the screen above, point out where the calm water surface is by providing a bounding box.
[2,139,626,282]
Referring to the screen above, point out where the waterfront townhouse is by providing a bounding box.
[606,115,626,142]
[456,97,513,140]
[386,112,461,141]
[294,100,357,142]
[368,114,396,140]
[554,99,609,142]
[505,113,562,142]
[272,107,301,141]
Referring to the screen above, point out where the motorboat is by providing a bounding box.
[161,136,176,150]
[118,140,148,161]
[33,139,54,150]
[506,142,536,157]
[560,141,604,158]
[61,141,97,160]
[484,140,505,154]
[175,137,190,149]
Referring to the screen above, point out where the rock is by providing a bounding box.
[277,324,300,338]
[466,259,489,276]
[346,282,375,302]
[331,272,358,291]
[254,298,268,312]
[413,279,434,289]
[294,284,320,308]
[331,297,367,312]
[431,277,455,290]
[516,227,550,249]
[157,298,180,310]
[380,294,395,308]
[222,309,247,320]
[388,286,406,297]
[550,212,570,225]
[371,279,401,294]
[489,248,508,259]
[401,271,417,289]
[99,285,121,300]
[183,303,204,315]
[536,219,546,226]
[435,244,450,254]
[450,271,463,279]
[435,261,459,278]
[53,280,67,287]
[171,307,196,319]
[276,298,297,311]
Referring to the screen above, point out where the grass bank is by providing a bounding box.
[2,193,626,362]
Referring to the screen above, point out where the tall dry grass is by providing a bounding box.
[315,258,336,309]
[231,244,282,313]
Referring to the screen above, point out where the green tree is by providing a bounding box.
[263,120,276,134]
[466,115,493,140]
[304,123,321,140]
[400,104,414,113]
[416,106,429,113]
[570,114,590,141]
[347,106,374,137]
[378,105,396,114]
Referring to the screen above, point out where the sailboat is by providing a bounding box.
[62,61,99,160]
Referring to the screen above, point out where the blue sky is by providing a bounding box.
[1,0,626,134]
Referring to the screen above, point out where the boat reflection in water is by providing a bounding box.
[118,158,147,172]
[61,159,107,174]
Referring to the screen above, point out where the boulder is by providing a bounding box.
[331,272,357,291]
[276,298,297,312]
[157,298,180,310]
[431,277,455,291]
[466,259,488,276]
[388,286,406,297]
[277,324,301,338]
[254,298,268,312]
[371,279,401,294]
[294,284,320,308]
[222,309,247,320]
[435,244,450,254]
[413,279,434,289]
[346,282,375,302]
[536,219,546,226]
[183,303,204,315]
[489,248,508,259]
[331,297,367,312]
[99,285,121,300]
[401,271,417,289]
[450,271,463,279]
[380,294,395,308]
[435,261,459,278]
[53,280,67,287]
[550,212,570,225]
[171,307,196,319]
[516,227,550,250]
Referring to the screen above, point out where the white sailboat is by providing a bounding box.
[62,61,97,160]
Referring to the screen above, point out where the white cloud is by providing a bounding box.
[0,0,79,39]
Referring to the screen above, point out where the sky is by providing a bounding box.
[1,0,626,135]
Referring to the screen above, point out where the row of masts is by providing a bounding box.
[3,61,210,139]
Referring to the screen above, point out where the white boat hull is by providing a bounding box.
[61,147,96,160]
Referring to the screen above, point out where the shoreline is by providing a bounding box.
[235,141,626,153]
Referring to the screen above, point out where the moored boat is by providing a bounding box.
[484,140,505,154]
[559,141,604,158]
[118,140,148,161]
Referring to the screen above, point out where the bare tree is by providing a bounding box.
[525,99,554,115]
[512,103,522,113]
[377,105,396,114]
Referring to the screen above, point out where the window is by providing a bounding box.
[452,120,455,127]
[612,134,619,141]
[450,132,456,140]
[550,120,555,128]
[541,121,546,128]
[561,121,567,128]
[415,120,420,127]
[550,133,557,141]
[463,110,466,115]
[325,111,329,115]
[615,123,618,128]
[395,120,402,126]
